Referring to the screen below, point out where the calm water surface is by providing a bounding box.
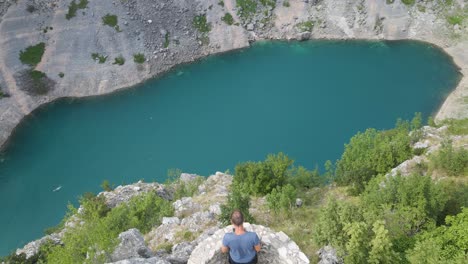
[0,40,461,254]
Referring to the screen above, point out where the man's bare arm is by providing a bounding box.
[221,245,229,253]
[254,244,261,252]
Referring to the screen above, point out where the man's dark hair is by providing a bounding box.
[231,209,244,226]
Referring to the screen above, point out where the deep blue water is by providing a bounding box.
[0,40,461,255]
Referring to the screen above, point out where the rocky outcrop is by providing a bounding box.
[100,181,173,208]
[109,229,154,262]
[317,245,343,264]
[0,0,467,149]
[188,223,309,264]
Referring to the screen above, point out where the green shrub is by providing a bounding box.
[133,53,146,64]
[222,12,234,25]
[447,15,464,25]
[220,188,255,225]
[233,152,293,196]
[91,53,107,63]
[283,1,290,7]
[429,139,468,176]
[46,191,173,263]
[102,14,121,31]
[173,177,204,200]
[401,0,415,6]
[58,72,65,78]
[113,56,125,66]
[287,166,322,189]
[335,121,412,194]
[193,14,211,33]
[164,32,170,48]
[407,208,468,263]
[19,42,45,66]
[66,0,88,20]
[260,0,276,8]
[101,180,113,192]
[441,118,468,135]
[236,0,258,19]
[266,184,297,214]
[218,1,225,7]
[296,21,314,32]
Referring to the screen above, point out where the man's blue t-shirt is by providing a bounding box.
[222,231,260,263]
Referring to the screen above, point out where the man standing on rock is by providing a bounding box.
[221,210,261,264]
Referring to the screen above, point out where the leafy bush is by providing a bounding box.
[91,53,107,63]
[236,0,258,19]
[296,21,314,32]
[66,0,88,20]
[58,72,65,78]
[266,184,297,214]
[429,139,468,176]
[283,1,290,7]
[441,118,468,135]
[287,166,322,189]
[113,56,125,66]
[164,32,170,48]
[233,152,293,196]
[407,208,468,263]
[133,53,146,64]
[193,14,211,33]
[222,12,234,25]
[46,191,173,263]
[447,14,464,25]
[19,43,45,66]
[401,0,415,6]
[102,14,121,32]
[220,188,255,225]
[101,180,113,191]
[335,121,412,194]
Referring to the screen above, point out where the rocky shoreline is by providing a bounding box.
[0,0,467,150]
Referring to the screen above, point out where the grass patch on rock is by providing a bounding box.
[236,0,258,19]
[19,42,45,66]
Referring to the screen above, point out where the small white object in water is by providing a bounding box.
[53,186,62,192]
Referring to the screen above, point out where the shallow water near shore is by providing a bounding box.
[0,40,461,255]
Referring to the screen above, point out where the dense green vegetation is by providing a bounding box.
[236,0,258,19]
[335,119,413,194]
[19,43,45,66]
[133,53,146,64]
[8,192,173,263]
[401,0,415,6]
[65,0,88,20]
[164,32,170,48]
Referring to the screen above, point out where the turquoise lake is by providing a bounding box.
[0,40,461,255]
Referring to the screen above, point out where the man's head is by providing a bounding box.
[230,209,244,226]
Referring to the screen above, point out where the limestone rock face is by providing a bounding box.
[110,229,154,262]
[317,246,343,264]
[101,182,173,208]
[15,234,61,258]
